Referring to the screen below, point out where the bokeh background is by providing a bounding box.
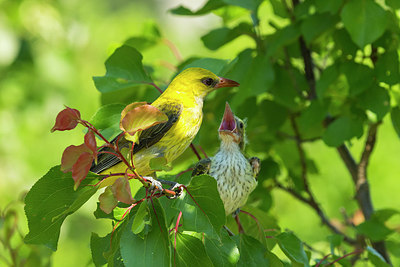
[1,0,399,266]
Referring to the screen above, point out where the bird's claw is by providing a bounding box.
[167,182,183,199]
[144,176,164,193]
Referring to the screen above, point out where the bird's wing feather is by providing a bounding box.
[191,158,212,176]
[91,104,183,174]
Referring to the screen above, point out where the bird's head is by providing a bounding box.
[168,67,239,99]
[218,102,246,150]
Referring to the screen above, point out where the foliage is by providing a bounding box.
[18,0,400,266]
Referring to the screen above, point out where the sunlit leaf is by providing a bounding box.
[173,175,225,239]
[120,104,168,135]
[149,156,172,172]
[276,232,310,266]
[111,176,135,204]
[131,201,149,234]
[25,166,99,250]
[341,0,388,48]
[174,233,213,267]
[322,116,364,147]
[201,23,253,50]
[170,0,226,15]
[93,45,153,93]
[233,234,270,266]
[99,186,118,214]
[204,230,240,266]
[89,104,125,141]
[120,199,170,266]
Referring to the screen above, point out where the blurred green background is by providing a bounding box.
[1,0,400,266]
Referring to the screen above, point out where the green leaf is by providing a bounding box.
[24,166,99,250]
[341,61,374,96]
[226,49,275,108]
[204,230,240,266]
[327,234,344,255]
[332,28,358,57]
[201,23,253,50]
[90,232,111,267]
[131,201,149,234]
[181,58,230,76]
[93,45,153,93]
[120,198,170,266]
[276,232,310,266]
[356,217,393,241]
[175,175,225,238]
[170,0,226,15]
[98,186,118,214]
[315,0,343,14]
[322,116,364,147]
[298,100,327,139]
[390,107,400,138]
[149,156,172,172]
[174,233,214,267]
[89,104,125,141]
[120,103,168,135]
[234,234,270,266]
[386,0,400,9]
[300,13,338,44]
[266,24,301,57]
[341,0,388,48]
[124,21,161,51]
[374,208,400,222]
[375,49,400,85]
[357,85,390,121]
[367,246,391,267]
[224,0,263,13]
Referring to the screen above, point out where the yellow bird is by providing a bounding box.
[192,102,260,215]
[91,67,239,187]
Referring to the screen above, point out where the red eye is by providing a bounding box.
[202,78,214,86]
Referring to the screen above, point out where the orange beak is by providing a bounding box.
[214,77,240,88]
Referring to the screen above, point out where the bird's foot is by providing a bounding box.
[158,179,184,199]
[144,176,164,193]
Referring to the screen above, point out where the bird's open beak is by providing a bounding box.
[219,102,237,133]
[214,77,240,88]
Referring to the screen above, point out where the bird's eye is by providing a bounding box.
[239,122,244,129]
[202,78,214,86]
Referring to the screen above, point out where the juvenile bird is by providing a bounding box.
[192,102,260,215]
[91,68,239,189]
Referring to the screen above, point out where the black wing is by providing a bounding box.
[91,104,182,174]
[191,158,212,177]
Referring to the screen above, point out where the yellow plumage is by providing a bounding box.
[91,68,239,183]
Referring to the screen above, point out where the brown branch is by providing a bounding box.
[291,0,316,100]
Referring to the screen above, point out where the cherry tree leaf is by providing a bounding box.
[72,152,94,190]
[24,166,99,250]
[99,186,118,214]
[61,144,91,173]
[120,104,168,135]
[111,176,135,204]
[51,107,81,132]
[84,130,98,161]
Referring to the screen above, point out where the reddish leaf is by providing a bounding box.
[51,107,81,132]
[111,176,135,204]
[120,104,168,135]
[84,130,98,162]
[71,152,94,190]
[61,144,91,173]
[120,102,147,120]
[99,186,118,214]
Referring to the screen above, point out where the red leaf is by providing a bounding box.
[51,107,81,132]
[120,104,168,135]
[84,130,97,161]
[71,152,93,190]
[111,176,135,204]
[61,144,91,173]
[99,186,118,214]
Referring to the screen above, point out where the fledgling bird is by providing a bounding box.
[91,68,239,188]
[192,102,260,215]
